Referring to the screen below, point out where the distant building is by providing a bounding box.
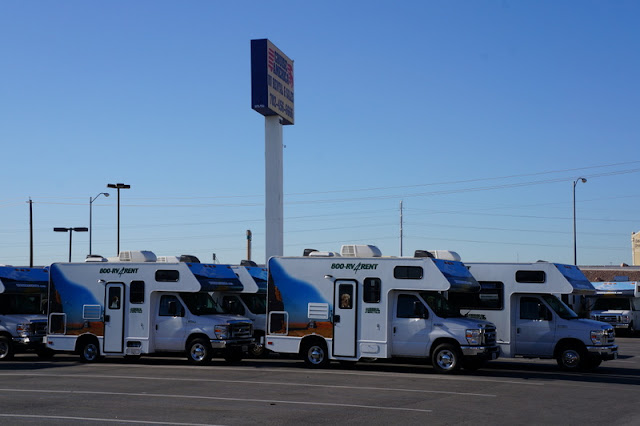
[633,231,640,266]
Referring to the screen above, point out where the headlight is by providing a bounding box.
[16,323,32,337]
[466,329,482,345]
[214,325,229,339]
[590,330,606,345]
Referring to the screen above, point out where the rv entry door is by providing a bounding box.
[333,280,357,357]
[104,282,125,353]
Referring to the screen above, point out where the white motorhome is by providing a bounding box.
[0,266,51,359]
[448,262,618,370]
[587,281,640,334]
[45,259,254,364]
[210,263,268,357]
[265,246,499,374]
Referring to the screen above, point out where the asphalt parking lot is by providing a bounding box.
[1,337,639,425]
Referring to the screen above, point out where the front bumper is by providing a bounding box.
[210,338,255,351]
[461,344,500,360]
[12,336,46,349]
[586,344,618,361]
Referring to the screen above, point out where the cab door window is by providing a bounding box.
[397,294,428,319]
[520,297,551,321]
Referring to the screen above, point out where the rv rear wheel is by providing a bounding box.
[79,340,101,363]
[187,338,212,365]
[556,344,586,371]
[0,336,14,361]
[36,348,55,360]
[223,348,243,363]
[431,343,462,374]
[302,339,329,368]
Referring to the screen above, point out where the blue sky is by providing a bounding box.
[1,1,638,267]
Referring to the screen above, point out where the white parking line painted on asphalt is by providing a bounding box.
[0,372,496,397]
[0,388,433,413]
[0,413,222,426]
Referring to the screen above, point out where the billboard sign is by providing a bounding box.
[251,39,294,125]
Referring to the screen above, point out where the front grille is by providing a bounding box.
[483,326,497,345]
[594,315,618,323]
[230,323,252,339]
[33,322,47,336]
[604,328,616,343]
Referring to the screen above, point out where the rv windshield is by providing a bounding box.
[541,294,579,320]
[593,297,630,311]
[180,292,226,315]
[420,291,463,318]
[239,293,266,314]
[0,294,41,315]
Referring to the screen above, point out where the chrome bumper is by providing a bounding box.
[210,338,254,350]
[461,345,500,360]
[586,344,618,361]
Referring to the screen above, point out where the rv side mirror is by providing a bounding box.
[168,301,177,316]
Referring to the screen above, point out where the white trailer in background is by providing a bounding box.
[0,266,50,359]
[46,259,254,364]
[266,246,499,374]
[588,281,640,334]
[448,262,618,370]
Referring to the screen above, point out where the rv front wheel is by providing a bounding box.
[187,338,212,365]
[431,343,462,374]
[302,339,329,368]
[79,340,101,363]
[0,336,14,361]
[556,344,586,371]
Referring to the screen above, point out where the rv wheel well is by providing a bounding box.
[554,338,586,357]
[75,334,99,354]
[299,335,326,354]
[186,333,210,349]
[0,331,12,340]
[429,337,459,357]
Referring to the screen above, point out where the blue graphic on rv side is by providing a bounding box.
[49,264,102,326]
[0,266,49,293]
[245,266,268,292]
[432,259,480,291]
[187,264,244,292]
[268,259,329,324]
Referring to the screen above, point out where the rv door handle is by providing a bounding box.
[334,315,341,323]
[393,327,396,333]
[104,315,110,322]
[516,327,520,334]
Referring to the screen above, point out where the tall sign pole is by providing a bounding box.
[251,39,295,263]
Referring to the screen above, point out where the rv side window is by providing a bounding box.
[130,281,145,304]
[520,297,551,321]
[396,294,428,319]
[363,278,381,303]
[515,270,546,283]
[159,295,185,317]
[448,281,504,310]
[338,284,353,309]
[394,266,423,280]
[108,287,121,309]
[156,270,180,282]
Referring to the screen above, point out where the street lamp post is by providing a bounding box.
[54,227,88,262]
[89,192,110,255]
[572,177,587,265]
[107,183,131,255]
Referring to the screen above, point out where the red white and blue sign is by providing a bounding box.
[251,39,294,125]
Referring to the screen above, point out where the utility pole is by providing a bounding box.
[399,200,404,257]
[246,230,252,261]
[28,198,33,267]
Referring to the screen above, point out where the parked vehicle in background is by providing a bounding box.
[0,266,51,360]
[46,254,254,364]
[448,261,618,371]
[587,281,640,335]
[266,246,499,374]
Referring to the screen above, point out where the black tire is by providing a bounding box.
[431,343,462,374]
[249,343,266,358]
[556,344,586,371]
[628,322,636,337]
[79,340,101,363]
[36,347,55,360]
[0,336,14,361]
[301,339,329,368]
[224,348,244,364]
[187,338,212,365]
